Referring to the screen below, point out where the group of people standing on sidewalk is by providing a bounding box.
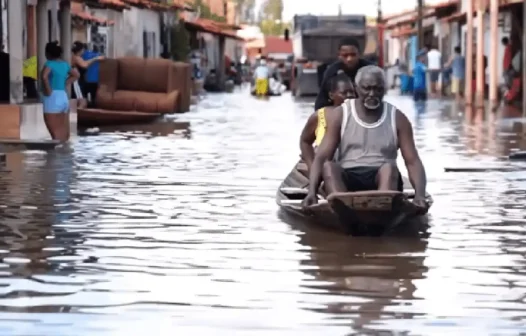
[400,45,466,103]
[40,40,103,142]
[400,38,522,106]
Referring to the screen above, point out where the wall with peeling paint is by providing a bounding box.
[88,6,160,59]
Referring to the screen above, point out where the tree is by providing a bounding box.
[190,0,226,22]
[233,0,256,24]
[258,0,287,36]
[261,0,283,22]
[259,19,290,36]
[171,24,191,62]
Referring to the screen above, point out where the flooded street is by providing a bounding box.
[2,87,526,335]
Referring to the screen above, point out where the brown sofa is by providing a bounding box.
[83,57,191,115]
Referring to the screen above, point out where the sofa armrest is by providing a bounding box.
[169,62,191,113]
[98,58,118,92]
[95,84,116,110]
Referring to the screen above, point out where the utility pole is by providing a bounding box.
[377,0,383,67]
[417,0,424,49]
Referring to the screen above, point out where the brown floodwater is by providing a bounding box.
[1,87,526,335]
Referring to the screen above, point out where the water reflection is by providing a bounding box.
[414,100,426,125]
[0,150,86,314]
[280,211,428,334]
[0,90,526,334]
[89,120,192,139]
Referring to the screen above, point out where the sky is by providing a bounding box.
[257,0,444,20]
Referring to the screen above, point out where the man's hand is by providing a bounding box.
[302,193,318,209]
[412,196,429,215]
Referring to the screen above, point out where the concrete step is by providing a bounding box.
[0,139,60,150]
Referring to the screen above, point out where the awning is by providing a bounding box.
[184,17,243,40]
[120,0,189,10]
[441,11,466,23]
[390,24,433,38]
[71,0,192,11]
[245,38,265,49]
[71,4,115,26]
[384,10,436,29]
[391,28,416,38]
[71,0,130,10]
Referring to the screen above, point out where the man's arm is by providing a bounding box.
[397,111,427,198]
[307,107,342,195]
[444,54,454,68]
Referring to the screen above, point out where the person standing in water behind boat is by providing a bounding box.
[444,46,465,101]
[413,50,428,102]
[253,58,270,96]
[314,37,371,111]
[302,65,428,212]
[41,41,79,142]
[300,72,355,171]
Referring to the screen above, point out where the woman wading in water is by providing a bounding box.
[41,41,79,142]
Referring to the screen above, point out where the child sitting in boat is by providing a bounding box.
[300,72,354,171]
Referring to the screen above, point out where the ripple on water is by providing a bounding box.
[0,89,526,335]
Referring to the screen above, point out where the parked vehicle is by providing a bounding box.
[290,14,368,97]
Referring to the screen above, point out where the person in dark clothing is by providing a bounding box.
[314,37,371,111]
[0,46,9,102]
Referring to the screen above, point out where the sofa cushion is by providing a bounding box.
[134,90,179,114]
[95,85,115,110]
[142,59,171,93]
[117,58,145,91]
[111,91,142,111]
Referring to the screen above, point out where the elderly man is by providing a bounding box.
[302,65,428,212]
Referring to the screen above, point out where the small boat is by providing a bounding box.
[276,161,433,236]
[78,108,162,127]
[250,77,285,97]
[250,90,282,97]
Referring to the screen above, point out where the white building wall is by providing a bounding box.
[88,6,160,58]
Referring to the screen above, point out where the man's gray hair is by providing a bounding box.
[355,65,386,85]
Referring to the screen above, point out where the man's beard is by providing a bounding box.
[362,96,382,109]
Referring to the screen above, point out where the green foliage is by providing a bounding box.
[259,19,290,37]
[260,0,283,21]
[188,0,226,22]
[233,0,256,23]
[258,0,287,36]
[171,22,191,62]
